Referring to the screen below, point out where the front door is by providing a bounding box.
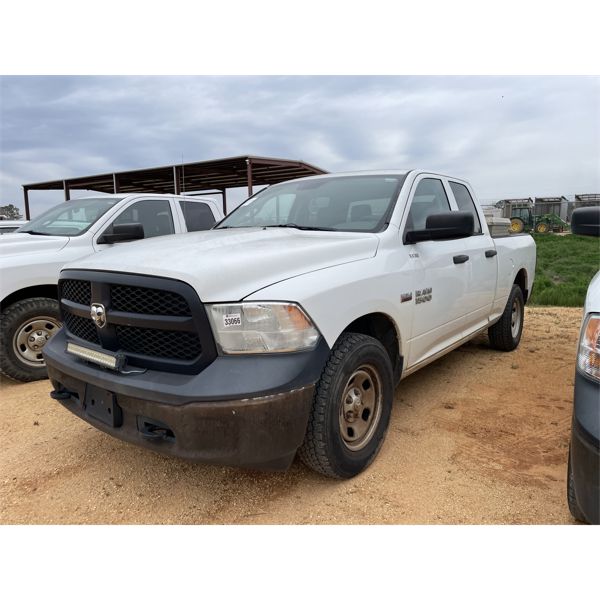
[401,176,470,368]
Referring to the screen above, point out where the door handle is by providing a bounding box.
[485,249,497,258]
[453,255,469,264]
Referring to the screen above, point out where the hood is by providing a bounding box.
[0,233,70,257]
[68,227,380,301]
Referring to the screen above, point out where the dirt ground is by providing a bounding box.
[0,306,583,524]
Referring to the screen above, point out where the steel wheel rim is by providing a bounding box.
[511,297,522,338]
[339,365,383,451]
[13,316,61,367]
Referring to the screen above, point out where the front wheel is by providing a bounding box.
[0,297,61,382]
[535,221,550,234]
[298,332,394,478]
[488,284,524,351]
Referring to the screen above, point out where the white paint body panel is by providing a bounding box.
[52,171,537,377]
[0,193,223,304]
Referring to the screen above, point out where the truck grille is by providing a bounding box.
[115,326,201,360]
[59,272,217,374]
[63,312,100,345]
[62,279,92,306]
[111,284,191,316]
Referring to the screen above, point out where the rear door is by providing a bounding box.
[401,175,470,368]
[447,180,498,336]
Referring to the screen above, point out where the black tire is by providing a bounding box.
[0,297,61,382]
[488,284,524,351]
[298,332,394,478]
[534,220,550,234]
[567,445,587,523]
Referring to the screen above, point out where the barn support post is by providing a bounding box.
[23,187,30,220]
[246,158,253,196]
[173,166,181,195]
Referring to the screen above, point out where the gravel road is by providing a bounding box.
[0,306,582,524]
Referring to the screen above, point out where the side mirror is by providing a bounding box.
[571,206,600,237]
[405,211,474,243]
[98,223,145,244]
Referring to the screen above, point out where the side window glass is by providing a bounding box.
[179,201,216,232]
[406,178,450,232]
[112,199,174,239]
[449,182,482,234]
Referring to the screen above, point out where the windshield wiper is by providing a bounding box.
[21,230,53,236]
[214,225,250,230]
[263,223,337,232]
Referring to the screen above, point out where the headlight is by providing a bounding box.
[577,313,600,381]
[208,302,320,354]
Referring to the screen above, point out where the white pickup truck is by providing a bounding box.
[43,171,536,478]
[0,193,223,382]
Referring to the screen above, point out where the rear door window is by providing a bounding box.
[179,201,216,232]
[449,182,482,234]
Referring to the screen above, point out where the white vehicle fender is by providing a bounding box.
[244,257,411,359]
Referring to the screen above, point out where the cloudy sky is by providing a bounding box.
[1,75,598,216]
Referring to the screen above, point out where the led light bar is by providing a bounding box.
[66,342,122,370]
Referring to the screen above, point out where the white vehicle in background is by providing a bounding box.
[0,193,223,382]
[44,170,536,478]
[0,220,27,234]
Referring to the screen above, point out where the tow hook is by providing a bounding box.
[136,416,175,442]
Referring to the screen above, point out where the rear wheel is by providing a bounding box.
[510,217,525,233]
[0,298,61,382]
[488,284,524,351]
[298,332,394,478]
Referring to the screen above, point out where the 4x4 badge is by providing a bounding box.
[90,303,107,328]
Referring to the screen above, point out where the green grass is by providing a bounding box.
[529,233,600,306]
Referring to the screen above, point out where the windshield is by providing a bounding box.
[216,175,406,233]
[17,197,121,237]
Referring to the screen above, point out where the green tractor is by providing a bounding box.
[508,203,569,234]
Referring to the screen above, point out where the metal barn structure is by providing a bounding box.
[21,155,327,219]
[533,196,569,221]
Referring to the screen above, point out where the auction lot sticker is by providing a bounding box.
[223,313,242,327]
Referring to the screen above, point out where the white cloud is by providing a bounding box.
[0,76,598,216]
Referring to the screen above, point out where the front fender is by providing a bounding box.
[243,257,412,359]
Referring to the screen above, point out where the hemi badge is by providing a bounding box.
[401,292,413,303]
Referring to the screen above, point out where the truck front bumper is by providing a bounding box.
[44,330,329,471]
